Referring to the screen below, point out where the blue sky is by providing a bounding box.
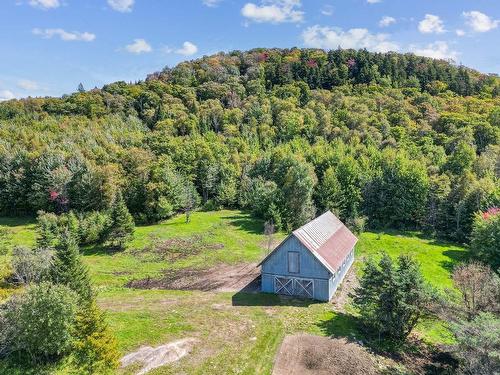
[1,0,499,100]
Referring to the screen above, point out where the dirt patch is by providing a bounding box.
[330,268,358,312]
[273,334,377,375]
[133,234,224,261]
[121,338,198,375]
[127,263,261,292]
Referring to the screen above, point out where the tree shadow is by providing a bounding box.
[81,244,121,256]
[315,308,459,373]
[440,249,470,273]
[222,213,264,235]
[0,216,36,228]
[315,311,362,339]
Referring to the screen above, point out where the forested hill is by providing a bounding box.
[0,48,499,243]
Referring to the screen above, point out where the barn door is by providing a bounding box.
[274,277,293,295]
[274,276,313,298]
[294,279,313,298]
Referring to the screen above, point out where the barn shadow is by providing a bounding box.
[231,276,320,307]
[232,291,321,307]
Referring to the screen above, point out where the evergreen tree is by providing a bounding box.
[104,192,135,250]
[50,231,93,302]
[77,83,85,93]
[49,231,119,373]
[71,300,120,374]
[353,253,430,342]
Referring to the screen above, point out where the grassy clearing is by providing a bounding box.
[0,211,467,373]
[356,230,468,290]
[85,210,277,289]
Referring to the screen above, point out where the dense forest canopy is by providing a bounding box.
[0,48,499,242]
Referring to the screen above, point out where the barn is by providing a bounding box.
[259,211,357,301]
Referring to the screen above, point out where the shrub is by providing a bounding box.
[470,208,500,270]
[0,282,77,362]
[452,313,500,375]
[77,211,109,245]
[452,262,500,319]
[36,211,60,248]
[347,216,367,235]
[11,246,53,284]
[36,211,80,248]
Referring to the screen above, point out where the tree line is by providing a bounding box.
[0,48,498,246]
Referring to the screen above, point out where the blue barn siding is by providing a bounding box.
[261,235,332,301]
[261,236,330,279]
[327,249,354,300]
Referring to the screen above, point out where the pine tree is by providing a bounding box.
[105,192,135,250]
[72,300,120,374]
[353,253,430,343]
[77,83,85,93]
[50,230,93,302]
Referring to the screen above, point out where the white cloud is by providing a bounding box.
[17,79,39,90]
[202,0,222,7]
[463,11,499,33]
[367,0,381,4]
[175,41,198,56]
[321,5,333,16]
[411,41,458,61]
[0,90,15,101]
[32,28,96,42]
[107,0,134,13]
[125,39,152,54]
[379,16,396,27]
[241,0,304,24]
[456,29,466,37]
[29,0,60,9]
[418,14,445,34]
[302,25,399,53]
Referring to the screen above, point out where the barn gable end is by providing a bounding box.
[259,211,357,301]
[261,235,332,279]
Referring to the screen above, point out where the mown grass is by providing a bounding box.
[356,230,468,290]
[0,211,467,374]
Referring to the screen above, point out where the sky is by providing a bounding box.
[0,0,499,100]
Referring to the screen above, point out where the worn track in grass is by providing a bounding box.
[127,262,261,292]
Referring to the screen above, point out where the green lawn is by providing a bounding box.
[356,230,468,290]
[0,211,468,374]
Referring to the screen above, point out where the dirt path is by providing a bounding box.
[272,334,376,375]
[127,263,261,292]
[120,338,198,375]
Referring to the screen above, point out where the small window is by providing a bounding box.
[288,252,299,273]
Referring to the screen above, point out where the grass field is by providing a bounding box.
[0,210,468,374]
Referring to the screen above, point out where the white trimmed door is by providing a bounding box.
[274,276,313,298]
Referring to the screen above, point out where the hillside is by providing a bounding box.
[1,48,499,244]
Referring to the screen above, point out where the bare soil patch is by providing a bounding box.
[273,334,377,375]
[120,338,198,375]
[132,234,224,261]
[127,263,261,292]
